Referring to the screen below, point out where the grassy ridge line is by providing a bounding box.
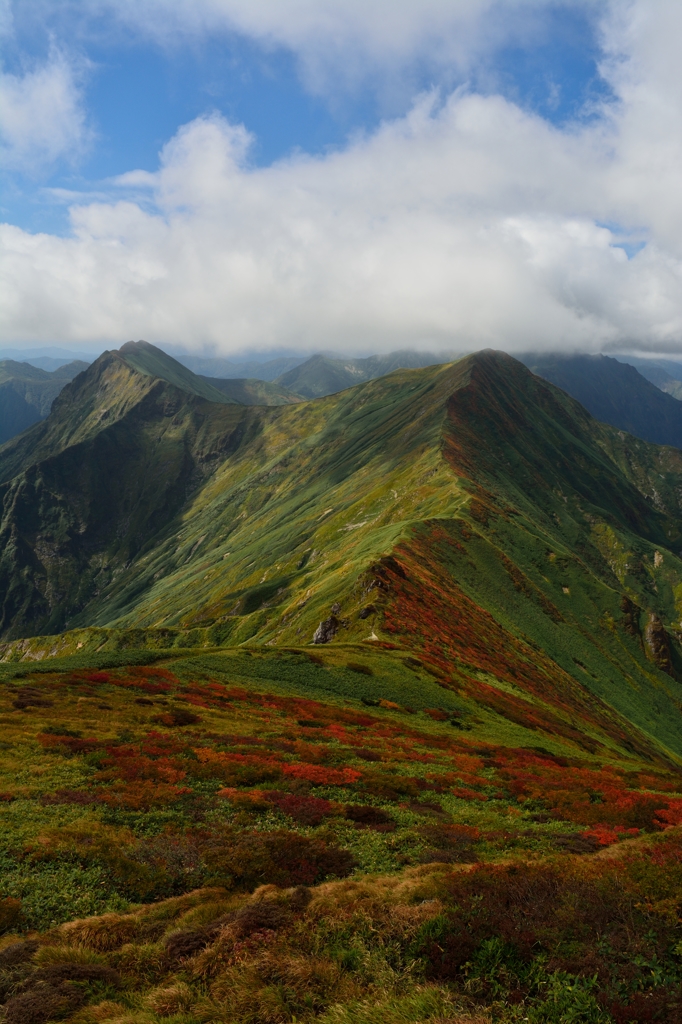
[414,353,682,758]
[118,341,237,405]
[99,361,468,637]
[0,644,470,719]
[0,635,668,765]
[0,626,235,663]
[5,349,682,762]
[0,648,192,679]
[202,375,304,406]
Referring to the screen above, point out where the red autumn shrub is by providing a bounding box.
[490,750,679,829]
[203,829,356,890]
[606,991,682,1024]
[153,708,200,727]
[98,781,192,810]
[582,825,640,846]
[655,798,682,827]
[344,804,396,830]
[128,666,178,681]
[40,789,98,806]
[98,749,187,784]
[282,764,362,785]
[418,822,479,863]
[263,791,336,825]
[38,734,100,755]
[452,787,488,801]
[194,748,283,786]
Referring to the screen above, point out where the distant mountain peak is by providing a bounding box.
[117,340,237,405]
[4,347,682,764]
[521,351,682,448]
[275,349,447,398]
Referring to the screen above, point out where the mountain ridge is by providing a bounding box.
[117,341,237,405]
[4,348,682,761]
[521,351,682,448]
[274,350,447,397]
[6,347,682,1022]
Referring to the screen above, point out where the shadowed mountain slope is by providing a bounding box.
[5,351,682,761]
[522,352,682,447]
[617,357,682,400]
[0,359,90,444]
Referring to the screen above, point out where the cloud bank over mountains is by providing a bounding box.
[2,1,682,355]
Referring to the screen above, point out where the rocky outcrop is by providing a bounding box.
[620,595,642,638]
[644,613,675,676]
[313,616,339,644]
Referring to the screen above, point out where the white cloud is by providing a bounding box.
[3,1,682,355]
[0,51,89,173]
[45,0,550,95]
[7,0,576,110]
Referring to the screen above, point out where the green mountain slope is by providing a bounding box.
[522,352,682,447]
[6,352,682,1024]
[118,340,236,404]
[0,345,258,635]
[200,375,303,405]
[0,359,89,444]
[5,350,682,762]
[660,378,682,400]
[275,350,444,398]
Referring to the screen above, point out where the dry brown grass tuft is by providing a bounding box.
[161,896,237,934]
[144,980,194,1015]
[33,944,107,967]
[307,864,447,920]
[109,942,167,985]
[136,886,230,926]
[58,913,144,952]
[315,986,489,1024]
[432,1017,491,1024]
[71,1004,155,1024]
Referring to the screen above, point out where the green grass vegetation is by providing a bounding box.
[4,346,682,1019]
[202,376,303,406]
[1,648,682,1021]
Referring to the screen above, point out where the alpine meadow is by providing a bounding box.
[1,340,682,1022]
[8,3,682,1022]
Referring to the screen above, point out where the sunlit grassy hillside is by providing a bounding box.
[4,348,682,761]
[4,346,682,1020]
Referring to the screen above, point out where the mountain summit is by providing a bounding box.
[3,349,682,759]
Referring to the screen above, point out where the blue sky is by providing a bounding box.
[2,3,609,234]
[1,1,682,357]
